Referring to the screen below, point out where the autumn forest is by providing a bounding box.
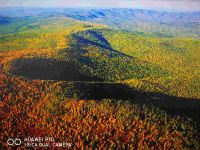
[0,8,200,149]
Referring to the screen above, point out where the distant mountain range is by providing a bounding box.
[65,8,200,24]
[1,8,200,23]
[0,8,200,37]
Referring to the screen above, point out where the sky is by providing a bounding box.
[0,0,200,12]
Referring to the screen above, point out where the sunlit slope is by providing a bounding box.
[100,29,200,98]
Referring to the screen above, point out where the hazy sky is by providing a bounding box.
[0,0,200,12]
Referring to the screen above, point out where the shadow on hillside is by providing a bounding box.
[10,58,200,123]
[10,58,103,81]
[85,30,112,48]
[73,31,133,59]
[62,82,200,123]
